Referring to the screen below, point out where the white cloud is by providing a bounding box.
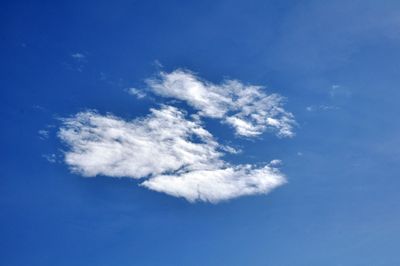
[42,153,57,163]
[306,104,339,112]
[71,53,86,60]
[142,165,285,203]
[38,129,49,140]
[127,88,146,99]
[329,84,351,99]
[59,105,286,202]
[59,106,221,178]
[146,70,295,137]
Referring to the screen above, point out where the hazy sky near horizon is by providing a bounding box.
[2,0,400,265]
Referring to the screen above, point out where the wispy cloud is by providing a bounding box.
[329,85,351,99]
[67,52,88,72]
[71,53,86,60]
[306,105,339,112]
[42,153,57,163]
[127,88,146,99]
[146,70,295,137]
[59,105,286,202]
[38,129,49,140]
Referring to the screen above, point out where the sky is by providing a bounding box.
[1,0,400,265]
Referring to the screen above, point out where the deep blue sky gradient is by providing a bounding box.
[1,1,400,265]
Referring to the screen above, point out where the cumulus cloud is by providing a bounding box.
[59,106,221,178]
[59,105,286,202]
[142,164,285,203]
[146,70,295,137]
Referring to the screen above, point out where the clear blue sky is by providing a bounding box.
[1,0,400,265]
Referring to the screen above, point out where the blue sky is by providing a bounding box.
[2,0,400,265]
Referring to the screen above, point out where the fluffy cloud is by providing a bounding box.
[146,70,295,137]
[142,164,285,203]
[59,106,221,178]
[59,105,286,202]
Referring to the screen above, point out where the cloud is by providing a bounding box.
[67,52,87,72]
[38,129,49,140]
[42,153,57,163]
[58,105,286,202]
[127,88,146,99]
[59,106,221,178]
[329,85,351,99]
[71,53,86,60]
[146,70,295,137]
[142,164,285,203]
[306,105,339,112]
